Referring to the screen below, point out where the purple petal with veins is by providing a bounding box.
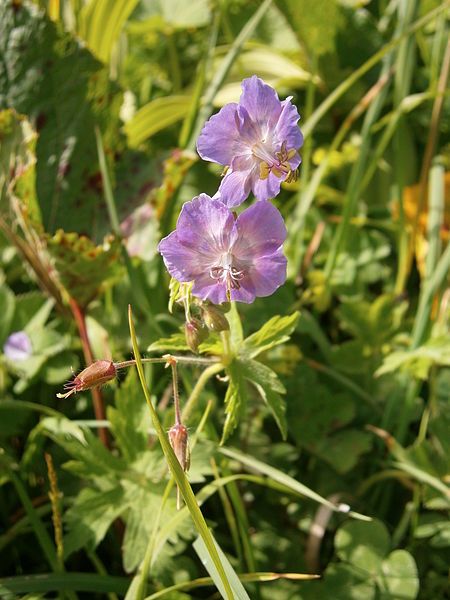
[158,196,287,304]
[197,75,303,206]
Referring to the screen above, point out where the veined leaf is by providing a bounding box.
[221,359,247,444]
[47,231,122,309]
[79,0,139,64]
[124,96,191,147]
[241,312,300,358]
[240,359,287,439]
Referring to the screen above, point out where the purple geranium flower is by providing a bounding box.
[3,331,32,361]
[158,194,287,304]
[197,75,303,207]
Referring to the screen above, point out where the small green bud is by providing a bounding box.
[202,305,230,332]
[184,318,208,353]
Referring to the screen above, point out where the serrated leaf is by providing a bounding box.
[40,417,125,477]
[375,337,450,380]
[108,369,150,461]
[240,359,287,439]
[64,486,126,557]
[147,331,189,353]
[221,360,247,443]
[47,231,122,309]
[241,312,299,358]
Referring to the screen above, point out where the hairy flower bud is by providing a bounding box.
[184,318,208,353]
[168,423,190,473]
[202,304,230,332]
[57,360,116,399]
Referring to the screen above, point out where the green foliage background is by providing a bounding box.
[0,0,449,598]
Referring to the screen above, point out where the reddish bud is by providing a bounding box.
[57,360,116,399]
[184,318,208,353]
[168,423,190,472]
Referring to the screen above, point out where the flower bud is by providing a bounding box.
[184,318,208,353]
[202,305,230,332]
[168,423,190,473]
[57,360,116,399]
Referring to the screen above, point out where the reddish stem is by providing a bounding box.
[69,298,109,448]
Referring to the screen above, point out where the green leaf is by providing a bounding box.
[377,550,419,599]
[221,359,247,444]
[300,563,376,600]
[0,2,126,239]
[124,96,190,147]
[108,369,151,461]
[240,359,287,439]
[79,0,139,64]
[376,337,450,380]
[64,486,126,557]
[47,231,122,309]
[335,520,390,575]
[0,285,15,345]
[0,573,129,595]
[147,331,188,353]
[193,535,251,600]
[219,447,370,521]
[241,312,299,358]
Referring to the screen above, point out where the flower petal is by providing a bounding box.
[233,201,287,257]
[175,194,236,253]
[158,231,204,282]
[247,253,287,297]
[251,169,282,202]
[196,103,240,165]
[3,331,32,361]
[275,98,303,151]
[217,168,253,207]
[230,278,256,304]
[191,274,229,304]
[239,76,282,133]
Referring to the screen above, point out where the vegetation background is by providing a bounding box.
[0,0,449,598]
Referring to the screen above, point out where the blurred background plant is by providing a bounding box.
[0,0,449,598]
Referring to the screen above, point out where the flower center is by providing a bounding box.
[209,254,245,298]
[252,140,298,183]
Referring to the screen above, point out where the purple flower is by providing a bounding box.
[197,75,303,207]
[158,194,287,304]
[3,331,32,361]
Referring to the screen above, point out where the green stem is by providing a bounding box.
[128,306,234,600]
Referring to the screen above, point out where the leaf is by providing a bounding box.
[240,359,287,439]
[0,2,126,239]
[377,550,419,599]
[147,331,188,353]
[40,417,125,477]
[300,563,376,600]
[241,312,299,358]
[64,486,126,557]
[79,0,139,64]
[275,0,343,56]
[219,446,370,521]
[375,337,450,380]
[0,285,15,345]
[335,520,390,575]
[221,359,247,444]
[193,535,251,600]
[108,369,151,461]
[130,0,211,30]
[124,96,191,147]
[47,231,122,309]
